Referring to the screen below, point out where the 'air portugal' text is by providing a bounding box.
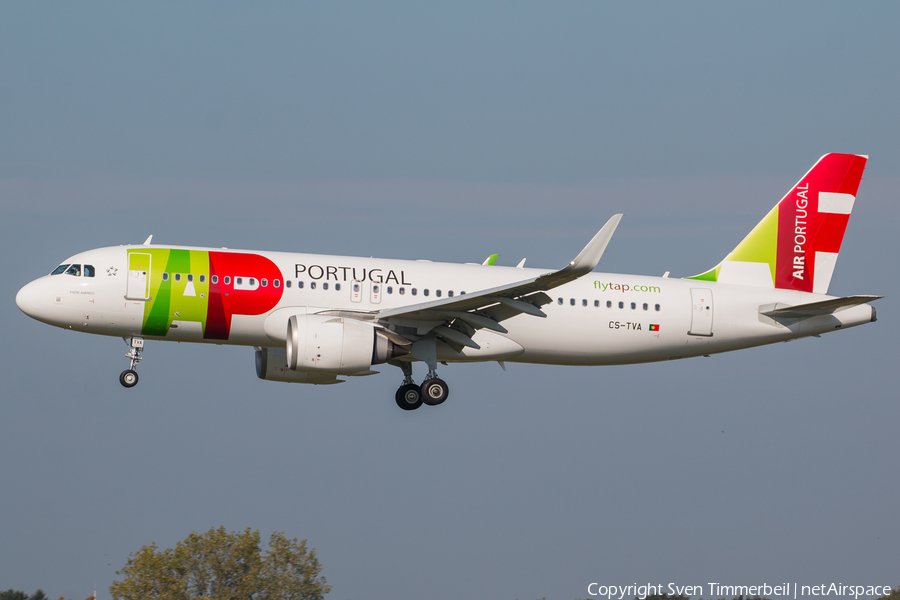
[793,182,809,280]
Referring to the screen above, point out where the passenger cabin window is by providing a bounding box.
[187,274,193,282]
[285,280,290,288]
[162,272,169,281]
[273,280,280,288]
[607,300,612,308]
[570,298,575,306]
[51,264,70,275]
[298,281,304,289]
[387,286,393,294]
[631,302,636,310]
[323,283,329,290]
[594,300,600,307]
[236,277,243,285]
[582,299,587,307]
[83,265,95,277]
[618,301,624,309]
[399,288,405,295]
[174,273,181,282]
[655,304,661,311]
[261,278,268,287]
[310,282,316,290]
[335,283,341,291]
[448,290,454,297]
[643,303,648,310]
[558,298,563,305]
[249,278,256,286]
[211,275,218,284]
[423,289,429,297]
[412,288,417,296]
[436,290,442,297]
[199,275,206,283]
[224,276,231,285]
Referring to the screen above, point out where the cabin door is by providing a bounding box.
[689,288,714,336]
[126,253,151,300]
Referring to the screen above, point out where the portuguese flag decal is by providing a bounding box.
[649,324,660,331]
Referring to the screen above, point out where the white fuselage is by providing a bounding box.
[16,244,876,367]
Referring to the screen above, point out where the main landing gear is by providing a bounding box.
[393,361,449,411]
[120,337,144,388]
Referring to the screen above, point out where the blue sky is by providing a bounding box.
[2,3,898,600]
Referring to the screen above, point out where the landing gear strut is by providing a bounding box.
[393,361,422,411]
[390,361,450,411]
[421,369,449,406]
[120,337,144,388]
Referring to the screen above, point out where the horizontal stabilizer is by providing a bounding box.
[761,295,881,318]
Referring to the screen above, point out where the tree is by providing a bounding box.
[0,591,47,600]
[109,526,331,600]
[877,587,900,600]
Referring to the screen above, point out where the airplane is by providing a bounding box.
[16,153,880,411]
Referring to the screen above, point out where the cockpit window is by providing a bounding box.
[65,264,82,277]
[84,265,95,277]
[51,264,70,275]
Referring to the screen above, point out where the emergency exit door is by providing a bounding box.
[689,288,713,336]
[350,280,364,303]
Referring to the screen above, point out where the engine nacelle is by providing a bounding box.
[286,314,407,374]
[255,347,342,385]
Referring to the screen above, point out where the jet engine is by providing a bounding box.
[286,314,408,374]
[255,347,342,384]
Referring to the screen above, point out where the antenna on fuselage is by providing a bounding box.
[142,235,153,245]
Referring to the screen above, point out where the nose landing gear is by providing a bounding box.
[120,337,144,388]
[119,369,139,387]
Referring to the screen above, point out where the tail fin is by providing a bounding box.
[687,153,868,294]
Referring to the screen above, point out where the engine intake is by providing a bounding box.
[286,314,407,374]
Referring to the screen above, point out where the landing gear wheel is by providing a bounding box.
[395,384,423,411]
[120,369,139,388]
[420,378,449,406]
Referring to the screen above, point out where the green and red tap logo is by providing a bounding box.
[127,248,283,340]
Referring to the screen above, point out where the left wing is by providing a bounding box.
[374,214,622,349]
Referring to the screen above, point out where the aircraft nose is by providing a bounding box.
[16,280,41,319]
